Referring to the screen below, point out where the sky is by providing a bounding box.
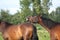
[49,0,60,13]
[0,0,60,15]
[0,0,20,15]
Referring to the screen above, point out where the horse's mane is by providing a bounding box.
[4,21,13,26]
[0,20,2,23]
[41,16,60,29]
[0,21,13,28]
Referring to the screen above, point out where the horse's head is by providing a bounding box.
[26,15,42,23]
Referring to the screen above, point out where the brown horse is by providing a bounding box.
[26,15,60,40]
[0,21,38,40]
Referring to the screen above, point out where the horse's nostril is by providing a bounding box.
[55,38,58,40]
[4,38,8,40]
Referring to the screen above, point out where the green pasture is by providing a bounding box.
[37,30,50,40]
[0,32,3,40]
[36,24,50,40]
[0,24,50,40]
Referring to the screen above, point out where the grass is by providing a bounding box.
[36,24,50,40]
[0,30,50,40]
[0,32,3,40]
[0,24,50,40]
[37,30,50,40]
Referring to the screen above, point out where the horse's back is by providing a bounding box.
[20,23,33,31]
[20,23,33,37]
[3,25,22,40]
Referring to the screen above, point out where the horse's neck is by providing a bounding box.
[38,17,50,32]
[38,19,50,32]
[38,17,56,32]
[39,17,56,29]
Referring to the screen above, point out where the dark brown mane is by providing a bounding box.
[41,16,60,29]
[0,21,1,23]
[4,22,13,28]
[3,21,13,25]
[0,21,13,28]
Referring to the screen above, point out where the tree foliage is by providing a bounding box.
[19,0,33,23]
[42,0,52,14]
[49,7,60,22]
[32,0,42,15]
[0,0,60,24]
[0,9,12,22]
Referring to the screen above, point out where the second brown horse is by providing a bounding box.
[0,21,38,40]
[27,15,60,40]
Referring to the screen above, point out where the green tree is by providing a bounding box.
[42,0,52,14]
[0,9,12,22]
[56,7,60,14]
[0,11,2,20]
[20,0,33,23]
[49,11,57,21]
[55,7,60,22]
[11,12,21,24]
[49,7,60,22]
[31,0,52,16]
[32,0,42,15]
